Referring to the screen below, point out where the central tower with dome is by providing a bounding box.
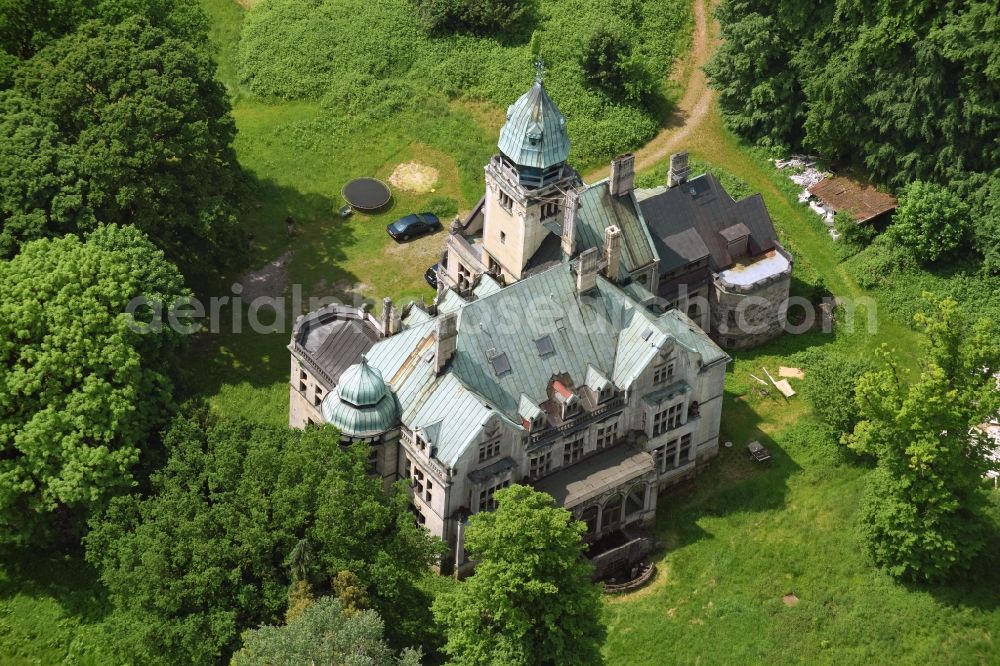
[479,67,581,282]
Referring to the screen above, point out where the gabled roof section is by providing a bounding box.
[637,173,779,273]
[497,80,570,170]
[808,175,897,223]
[574,180,658,275]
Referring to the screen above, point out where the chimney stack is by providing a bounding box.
[603,225,622,283]
[561,187,581,257]
[434,312,458,374]
[576,248,599,294]
[381,297,395,336]
[667,151,690,188]
[609,153,635,197]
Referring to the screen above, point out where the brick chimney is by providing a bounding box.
[603,225,622,283]
[667,151,691,188]
[609,153,635,197]
[561,187,581,257]
[434,312,458,374]
[577,247,599,294]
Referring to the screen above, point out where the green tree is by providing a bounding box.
[801,352,875,438]
[580,27,653,103]
[233,597,421,666]
[433,485,604,666]
[0,225,188,546]
[888,181,970,264]
[0,16,244,279]
[85,414,441,664]
[846,296,1000,582]
[833,210,876,251]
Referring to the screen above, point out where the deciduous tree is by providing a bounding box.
[846,296,1000,581]
[433,484,604,665]
[233,597,421,666]
[0,225,188,545]
[889,181,970,264]
[0,16,244,278]
[86,414,441,664]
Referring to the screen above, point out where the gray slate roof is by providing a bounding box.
[497,80,571,170]
[637,173,779,274]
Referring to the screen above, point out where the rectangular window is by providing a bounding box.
[653,404,682,436]
[298,369,307,393]
[425,480,433,503]
[500,230,507,244]
[596,422,618,449]
[562,437,584,466]
[478,478,511,512]
[499,190,514,212]
[313,385,324,407]
[529,450,552,479]
[678,434,692,463]
[653,360,675,385]
[367,446,378,475]
[478,438,501,463]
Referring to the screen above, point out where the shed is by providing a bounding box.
[807,176,897,226]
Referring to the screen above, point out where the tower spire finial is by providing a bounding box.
[534,58,546,84]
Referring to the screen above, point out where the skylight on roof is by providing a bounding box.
[490,353,511,376]
[534,335,555,357]
[641,328,653,341]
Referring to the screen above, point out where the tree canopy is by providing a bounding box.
[0,15,243,279]
[412,0,534,35]
[888,181,971,264]
[706,0,999,188]
[433,484,605,665]
[580,27,654,103]
[0,225,188,546]
[233,596,421,666]
[85,414,441,664]
[846,296,1000,581]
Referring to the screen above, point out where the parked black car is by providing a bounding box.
[424,264,440,288]
[386,212,441,241]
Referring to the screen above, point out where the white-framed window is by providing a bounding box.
[562,437,584,466]
[478,438,501,463]
[529,450,552,479]
[653,403,682,436]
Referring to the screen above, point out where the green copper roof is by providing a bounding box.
[497,80,570,170]
[321,358,398,437]
[321,391,399,437]
[336,358,388,407]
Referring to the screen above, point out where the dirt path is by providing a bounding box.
[585,0,720,182]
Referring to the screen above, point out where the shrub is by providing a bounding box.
[580,28,654,103]
[412,0,535,35]
[833,210,876,250]
[847,235,918,290]
[888,180,971,264]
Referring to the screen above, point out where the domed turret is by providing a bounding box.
[497,73,570,171]
[321,357,398,438]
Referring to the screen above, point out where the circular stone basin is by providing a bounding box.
[342,178,391,211]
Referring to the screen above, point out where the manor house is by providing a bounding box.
[289,75,791,575]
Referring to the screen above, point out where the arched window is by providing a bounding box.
[602,495,623,529]
[581,506,598,534]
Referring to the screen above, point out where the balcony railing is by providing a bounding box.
[528,396,625,448]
